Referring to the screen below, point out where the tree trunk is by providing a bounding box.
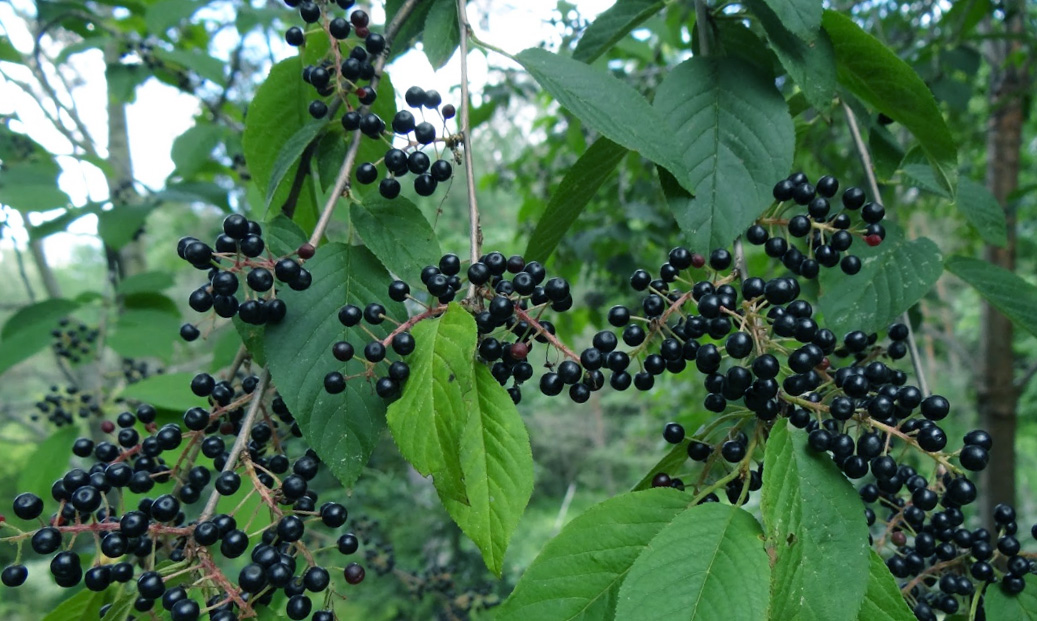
[977,0,1027,528]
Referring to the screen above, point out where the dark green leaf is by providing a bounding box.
[632,440,689,491]
[151,48,225,84]
[869,124,905,181]
[117,271,175,295]
[97,204,155,250]
[498,489,689,621]
[515,48,687,186]
[387,304,475,504]
[155,181,231,212]
[749,0,836,112]
[122,292,178,315]
[385,0,434,60]
[264,244,405,487]
[817,224,942,337]
[107,309,180,362]
[524,137,627,263]
[0,35,20,61]
[573,0,664,63]
[953,178,1008,247]
[28,206,100,241]
[234,316,267,366]
[757,0,822,42]
[945,256,1037,338]
[265,120,327,207]
[41,586,109,621]
[710,19,778,77]
[171,123,225,178]
[350,197,442,279]
[17,426,78,505]
[105,63,147,103]
[439,364,533,577]
[146,0,200,35]
[119,372,208,411]
[762,419,870,621]
[264,214,309,257]
[823,10,957,196]
[0,162,71,212]
[0,299,80,375]
[423,0,460,70]
[985,575,1037,619]
[857,550,915,620]
[614,504,769,620]
[653,57,794,251]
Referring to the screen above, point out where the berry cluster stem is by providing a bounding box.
[456,0,483,302]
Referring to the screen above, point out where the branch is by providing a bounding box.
[457,0,483,301]
[842,101,931,397]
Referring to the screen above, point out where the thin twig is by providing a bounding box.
[841,101,931,396]
[457,0,482,301]
[307,0,424,247]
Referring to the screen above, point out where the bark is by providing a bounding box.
[977,0,1027,528]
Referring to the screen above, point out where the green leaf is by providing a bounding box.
[264,244,405,487]
[17,426,78,505]
[614,503,769,620]
[0,161,71,212]
[498,489,689,621]
[439,364,533,577]
[423,0,460,70]
[233,315,267,366]
[41,587,109,621]
[117,271,174,296]
[817,224,942,337]
[105,63,147,103]
[898,148,951,198]
[107,309,180,362]
[985,575,1037,619]
[945,256,1037,339]
[857,550,915,620]
[97,204,155,250]
[514,48,686,186]
[385,0,435,60]
[757,0,822,43]
[524,137,628,263]
[243,58,319,232]
[349,197,442,279]
[28,205,100,241]
[0,35,20,61]
[653,57,794,251]
[264,214,309,256]
[0,299,80,375]
[387,304,475,504]
[119,372,208,411]
[762,419,870,621]
[953,178,1008,247]
[632,440,689,491]
[572,0,664,63]
[265,120,327,208]
[171,123,224,178]
[823,10,957,196]
[151,48,225,84]
[749,0,836,112]
[155,181,231,212]
[146,0,199,34]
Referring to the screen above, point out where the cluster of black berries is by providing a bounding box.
[1,382,367,620]
[32,384,99,426]
[745,172,888,277]
[178,214,314,341]
[51,317,98,363]
[121,356,163,385]
[355,86,457,199]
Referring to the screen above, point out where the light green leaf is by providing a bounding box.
[171,123,224,178]
[17,426,78,506]
[349,197,442,279]
[0,161,71,212]
[757,0,822,42]
[498,489,689,621]
[151,48,225,84]
[265,120,326,208]
[953,178,1008,247]
[653,56,794,251]
[857,550,915,620]
[514,47,686,186]
[423,0,460,70]
[762,419,870,621]
[0,299,80,375]
[28,205,100,241]
[632,440,690,491]
[106,63,147,103]
[817,223,942,337]
[946,256,1037,338]
[439,364,533,577]
[524,137,628,263]
[387,304,475,504]
[41,587,109,621]
[985,575,1037,619]
[264,244,405,487]
[823,10,957,196]
[117,271,174,296]
[119,372,207,411]
[0,35,20,61]
[155,181,231,212]
[97,204,155,250]
[107,308,180,362]
[146,0,199,34]
[749,0,835,112]
[573,0,664,63]
[615,503,769,621]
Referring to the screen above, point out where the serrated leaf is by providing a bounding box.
[514,47,687,186]
[614,503,769,621]
[817,224,942,337]
[439,364,533,577]
[953,178,1008,247]
[107,308,179,362]
[573,0,664,63]
[945,256,1037,338]
[171,123,224,178]
[350,197,441,279]
[757,0,822,43]
[17,426,78,505]
[524,137,627,263]
[857,550,915,620]
[653,56,794,251]
[423,0,460,70]
[264,244,405,487]
[749,0,835,112]
[265,120,327,207]
[119,372,208,411]
[823,10,957,196]
[0,298,80,375]
[387,304,475,504]
[898,148,951,198]
[985,575,1037,619]
[497,489,689,621]
[97,204,155,250]
[762,419,870,621]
